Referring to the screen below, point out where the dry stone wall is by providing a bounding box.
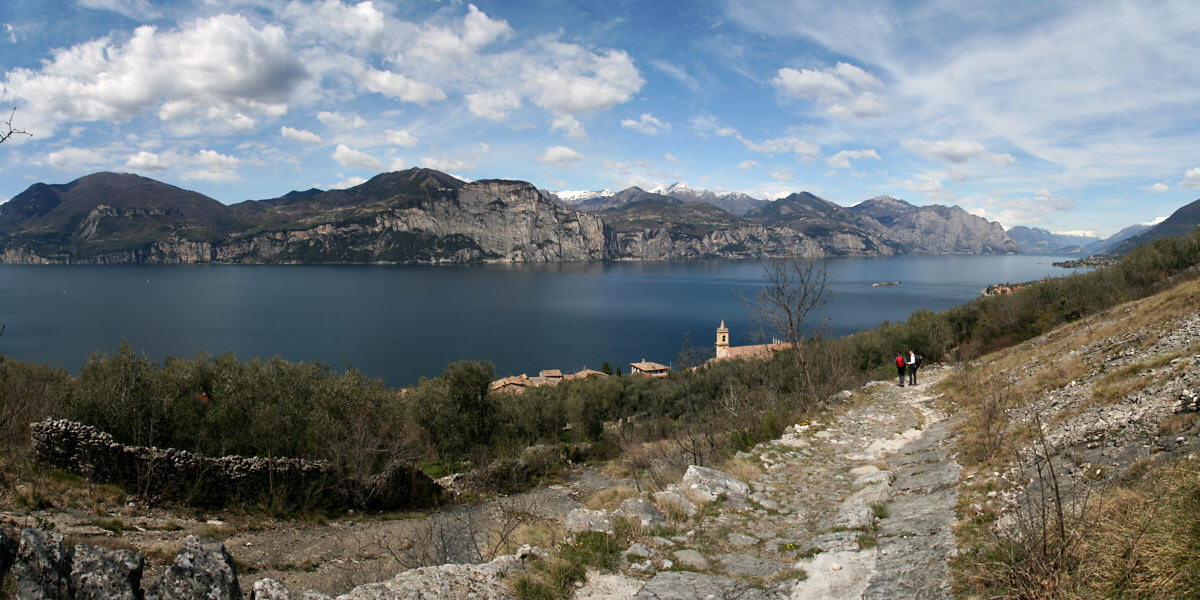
[30,419,439,511]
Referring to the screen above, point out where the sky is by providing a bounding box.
[2,0,1199,237]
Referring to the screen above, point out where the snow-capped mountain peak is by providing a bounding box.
[553,189,615,204]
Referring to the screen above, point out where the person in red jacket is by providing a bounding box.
[896,352,906,386]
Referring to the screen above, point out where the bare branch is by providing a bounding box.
[1,107,32,145]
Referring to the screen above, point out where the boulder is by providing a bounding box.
[652,490,698,518]
[69,543,145,600]
[251,578,292,599]
[563,509,613,534]
[145,535,240,600]
[615,498,667,529]
[12,527,70,600]
[681,465,749,503]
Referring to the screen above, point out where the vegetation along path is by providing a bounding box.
[578,365,960,600]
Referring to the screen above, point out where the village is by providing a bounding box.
[488,320,792,393]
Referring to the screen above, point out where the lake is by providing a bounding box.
[0,255,1087,387]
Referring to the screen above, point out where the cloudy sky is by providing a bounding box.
[2,0,1198,236]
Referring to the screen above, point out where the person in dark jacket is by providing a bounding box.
[907,350,919,385]
[896,352,906,386]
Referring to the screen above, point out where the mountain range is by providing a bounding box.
[0,169,1192,265]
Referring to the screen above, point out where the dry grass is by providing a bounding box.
[583,486,639,511]
[720,454,764,484]
[949,276,1200,600]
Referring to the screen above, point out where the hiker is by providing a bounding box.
[908,350,920,385]
[896,352,906,386]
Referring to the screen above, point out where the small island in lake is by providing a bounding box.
[871,281,901,287]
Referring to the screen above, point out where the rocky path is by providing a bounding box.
[582,366,960,600]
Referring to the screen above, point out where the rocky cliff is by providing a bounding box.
[0,170,1019,264]
[850,196,1020,254]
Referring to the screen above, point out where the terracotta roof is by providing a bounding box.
[539,369,564,379]
[565,368,609,380]
[630,360,670,373]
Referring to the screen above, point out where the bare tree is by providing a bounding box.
[741,254,831,348]
[1,107,31,145]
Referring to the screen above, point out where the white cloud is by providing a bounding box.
[386,129,418,147]
[664,153,679,165]
[738,160,760,169]
[690,113,738,138]
[651,59,701,92]
[126,150,167,170]
[282,0,386,51]
[902,139,1015,166]
[332,144,383,170]
[331,174,368,189]
[965,189,1077,226]
[409,4,512,64]
[771,166,793,181]
[78,0,161,20]
[739,135,820,162]
[2,14,307,133]
[537,145,584,169]
[827,149,880,170]
[771,62,887,119]
[44,147,108,170]
[903,179,956,204]
[194,149,240,170]
[522,43,643,115]
[317,111,368,130]
[621,113,669,135]
[419,154,477,172]
[281,126,322,145]
[550,115,587,140]
[1056,230,1097,238]
[466,90,521,121]
[360,68,445,104]
[1181,167,1200,189]
[1147,182,1169,193]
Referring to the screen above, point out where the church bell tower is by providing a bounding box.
[716,319,730,359]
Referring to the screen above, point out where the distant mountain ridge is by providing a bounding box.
[1,170,1027,264]
[1113,198,1200,254]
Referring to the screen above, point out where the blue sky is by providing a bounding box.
[2,0,1198,237]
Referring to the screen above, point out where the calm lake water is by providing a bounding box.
[0,255,1086,387]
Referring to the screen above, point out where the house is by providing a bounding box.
[711,320,792,363]
[565,368,609,381]
[630,359,670,377]
[539,369,564,380]
[489,374,532,394]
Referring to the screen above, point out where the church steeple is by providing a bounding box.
[716,319,730,359]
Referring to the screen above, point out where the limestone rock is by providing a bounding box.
[145,535,240,600]
[715,553,788,579]
[681,466,749,503]
[335,554,524,600]
[652,491,698,518]
[615,498,667,529]
[251,578,292,599]
[12,527,70,600]
[624,543,655,560]
[70,543,145,600]
[563,509,613,534]
[671,549,710,571]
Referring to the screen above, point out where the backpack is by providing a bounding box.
[914,354,923,368]
[896,355,905,368]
